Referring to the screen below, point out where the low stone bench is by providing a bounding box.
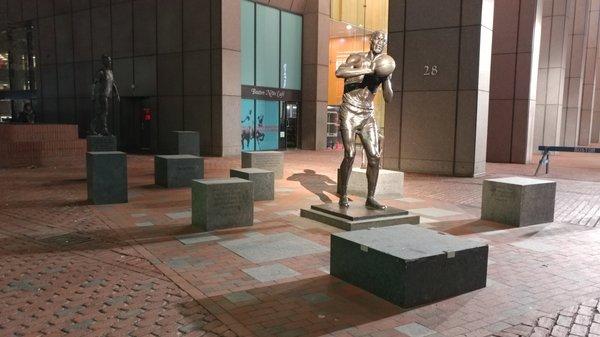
[86,151,127,204]
[331,225,488,307]
[241,151,284,179]
[481,177,556,226]
[337,168,404,197]
[155,155,204,188]
[169,131,200,156]
[230,168,274,201]
[87,135,117,152]
[192,178,253,231]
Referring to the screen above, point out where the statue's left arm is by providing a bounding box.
[382,74,393,103]
[113,80,121,102]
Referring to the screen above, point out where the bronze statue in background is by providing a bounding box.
[89,55,120,136]
[335,30,395,210]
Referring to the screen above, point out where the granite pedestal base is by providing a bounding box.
[481,177,556,226]
[169,131,200,156]
[300,203,419,231]
[230,168,274,201]
[331,225,488,307]
[241,151,284,179]
[155,155,204,188]
[86,151,127,204]
[337,168,404,197]
[192,178,253,231]
[87,135,117,152]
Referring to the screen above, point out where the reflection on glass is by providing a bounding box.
[328,0,388,129]
[255,100,280,151]
[241,99,255,151]
[0,52,9,91]
[330,0,388,32]
[0,25,36,92]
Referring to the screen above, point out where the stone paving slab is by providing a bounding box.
[165,210,192,220]
[241,263,300,282]
[176,233,221,245]
[218,232,328,263]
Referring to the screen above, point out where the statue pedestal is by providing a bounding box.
[87,135,117,152]
[300,202,419,231]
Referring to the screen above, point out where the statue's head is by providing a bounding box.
[370,30,387,55]
[101,55,112,69]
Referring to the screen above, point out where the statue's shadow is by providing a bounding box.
[287,169,337,203]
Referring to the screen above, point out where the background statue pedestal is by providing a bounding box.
[337,168,404,197]
[241,151,284,179]
[192,178,253,231]
[481,177,556,226]
[300,202,419,231]
[155,155,204,188]
[169,131,200,156]
[86,151,127,204]
[331,225,488,307]
[87,135,117,152]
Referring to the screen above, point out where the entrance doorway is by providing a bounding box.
[117,97,152,153]
[283,102,299,149]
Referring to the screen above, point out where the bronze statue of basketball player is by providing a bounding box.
[335,30,395,209]
[90,55,120,136]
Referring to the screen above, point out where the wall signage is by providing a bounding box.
[242,85,301,102]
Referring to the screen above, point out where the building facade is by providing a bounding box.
[2,0,600,176]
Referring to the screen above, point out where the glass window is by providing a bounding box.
[10,27,32,91]
[0,30,9,91]
[255,100,279,151]
[330,0,388,32]
[241,99,255,151]
[255,5,280,88]
[280,12,302,90]
[241,0,255,86]
[0,25,36,93]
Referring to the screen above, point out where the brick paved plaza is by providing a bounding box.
[1,150,600,337]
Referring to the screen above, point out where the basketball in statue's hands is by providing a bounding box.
[373,54,396,78]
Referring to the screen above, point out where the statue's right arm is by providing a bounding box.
[335,54,374,79]
[91,71,100,99]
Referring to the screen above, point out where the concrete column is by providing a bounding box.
[577,0,600,145]
[533,0,574,154]
[300,0,329,150]
[591,55,600,141]
[384,0,493,177]
[563,0,591,146]
[210,0,242,156]
[488,0,543,164]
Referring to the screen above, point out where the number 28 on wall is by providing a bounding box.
[423,65,439,76]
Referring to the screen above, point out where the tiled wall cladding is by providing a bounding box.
[384,0,493,177]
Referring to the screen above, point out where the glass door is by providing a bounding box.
[284,102,299,149]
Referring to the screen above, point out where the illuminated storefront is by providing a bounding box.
[328,0,389,144]
[240,1,302,151]
[0,24,37,121]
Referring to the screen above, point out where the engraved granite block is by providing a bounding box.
[481,177,556,226]
[337,168,404,197]
[192,178,253,231]
[169,131,200,156]
[155,155,204,188]
[86,151,127,204]
[87,135,117,152]
[230,168,274,201]
[331,225,488,307]
[241,151,284,179]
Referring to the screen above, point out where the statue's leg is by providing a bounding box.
[338,126,356,208]
[99,97,109,135]
[89,101,98,135]
[360,119,386,210]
